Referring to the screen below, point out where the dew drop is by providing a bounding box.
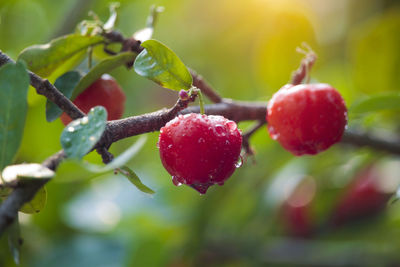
[226,121,237,131]
[67,126,75,132]
[190,183,210,194]
[167,144,173,149]
[214,124,225,136]
[235,155,243,168]
[80,117,89,125]
[172,176,182,186]
[198,138,205,144]
[89,136,96,142]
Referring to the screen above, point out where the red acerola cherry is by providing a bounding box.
[281,177,316,238]
[60,74,126,125]
[267,83,347,156]
[158,113,242,194]
[331,165,391,226]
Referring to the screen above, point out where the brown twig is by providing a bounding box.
[242,120,266,156]
[190,69,223,103]
[0,51,85,120]
[1,33,400,238]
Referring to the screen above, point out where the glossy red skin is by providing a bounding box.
[60,74,126,125]
[332,165,391,226]
[267,83,347,156]
[158,113,242,194]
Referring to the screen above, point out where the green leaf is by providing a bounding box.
[72,52,135,99]
[60,106,107,159]
[20,186,47,214]
[46,71,82,122]
[117,166,155,194]
[0,61,29,171]
[134,39,193,91]
[7,215,21,265]
[56,136,147,182]
[350,93,400,114]
[18,34,104,77]
[1,163,54,184]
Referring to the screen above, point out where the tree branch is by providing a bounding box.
[1,32,400,239]
[0,51,85,120]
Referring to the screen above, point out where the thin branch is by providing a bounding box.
[0,150,65,236]
[103,100,267,145]
[190,69,223,103]
[341,130,400,155]
[2,31,400,239]
[0,51,85,120]
[242,120,266,156]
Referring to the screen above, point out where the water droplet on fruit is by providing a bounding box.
[235,155,243,168]
[198,138,205,143]
[172,176,182,186]
[225,140,230,145]
[226,121,237,131]
[214,124,225,136]
[190,183,210,194]
[81,117,89,125]
[167,144,173,149]
[67,126,75,132]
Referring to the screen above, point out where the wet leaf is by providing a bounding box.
[134,39,192,91]
[60,106,107,159]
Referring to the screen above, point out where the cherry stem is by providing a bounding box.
[197,90,205,114]
[189,86,205,114]
[291,43,317,85]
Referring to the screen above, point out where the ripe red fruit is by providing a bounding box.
[267,83,347,156]
[331,165,391,226]
[60,74,126,125]
[158,113,242,194]
[280,177,316,238]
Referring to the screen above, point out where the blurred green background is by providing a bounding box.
[1,0,400,266]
